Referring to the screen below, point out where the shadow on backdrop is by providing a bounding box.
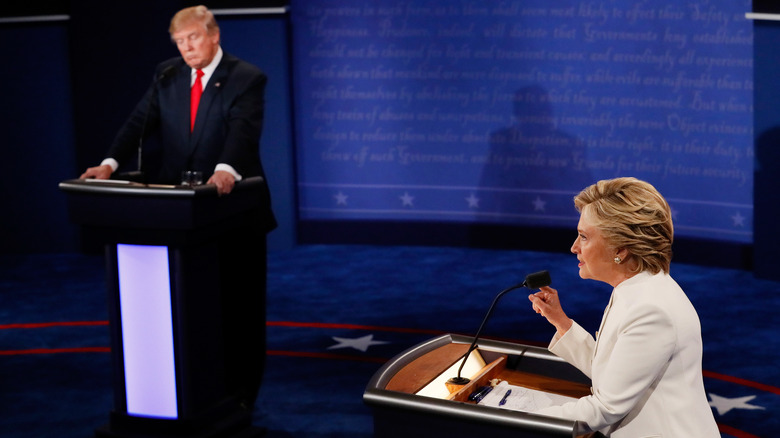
[479,85,593,218]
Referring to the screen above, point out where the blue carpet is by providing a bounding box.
[1,245,778,437]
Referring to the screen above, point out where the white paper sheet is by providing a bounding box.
[478,380,577,412]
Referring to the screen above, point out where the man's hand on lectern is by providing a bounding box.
[208,170,236,196]
[80,164,113,180]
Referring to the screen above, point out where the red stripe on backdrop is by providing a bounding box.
[718,423,762,438]
[0,321,108,330]
[0,347,110,356]
[704,370,780,395]
[1,320,441,335]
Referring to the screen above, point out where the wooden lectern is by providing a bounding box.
[364,334,604,438]
[60,177,269,438]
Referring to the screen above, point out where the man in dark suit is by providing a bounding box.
[81,5,274,409]
[81,5,268,199]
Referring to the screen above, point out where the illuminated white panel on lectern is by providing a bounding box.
[116,244,178,419]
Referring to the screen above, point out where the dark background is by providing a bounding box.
[0,1,295,253]
[1,1,778,281]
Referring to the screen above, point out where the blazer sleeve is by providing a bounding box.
[218,65,267,177]
[548,321,596,378]
[535,302,678,433]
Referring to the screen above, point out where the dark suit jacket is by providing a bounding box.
[108,52,276,231]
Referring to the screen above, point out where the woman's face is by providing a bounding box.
[571,208,621,286]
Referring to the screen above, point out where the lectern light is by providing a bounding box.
[116,244,178,419]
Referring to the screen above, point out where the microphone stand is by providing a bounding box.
[447,283,524,385]
[127,65,177,183]
[133,83,159,183]
[447,270,551,386]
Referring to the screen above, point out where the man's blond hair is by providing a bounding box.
[169,5,219,36]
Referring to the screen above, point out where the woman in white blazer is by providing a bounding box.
[528,177,720,437]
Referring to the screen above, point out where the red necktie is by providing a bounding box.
[190,69,204,132]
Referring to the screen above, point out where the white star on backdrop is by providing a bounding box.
[327,334,389,352]
[708,393,765,416]
[400,192,415,207]
[731,211,745,227]
[465,193,480,208]
[334,191,348,205]
[532,196,546,212]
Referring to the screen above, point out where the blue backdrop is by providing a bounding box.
[290,0,753,244]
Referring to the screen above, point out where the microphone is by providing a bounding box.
[134,65,178,181]
[156,65,179,83]
[447,270,552,387]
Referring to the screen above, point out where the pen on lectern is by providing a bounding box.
[468,385,493,402]
[499,389,512,406]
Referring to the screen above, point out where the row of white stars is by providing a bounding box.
[328,334,766,416]
[332,191,748,227]
[334,190,545,211]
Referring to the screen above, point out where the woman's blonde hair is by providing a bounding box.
[574,177,674,274]
[169,5,219,36]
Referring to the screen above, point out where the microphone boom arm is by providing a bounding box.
[450,283,524,384]
[448,270,551,386]
[137,65,178,179]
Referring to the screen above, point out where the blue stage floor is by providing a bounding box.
[1,245,777,437]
